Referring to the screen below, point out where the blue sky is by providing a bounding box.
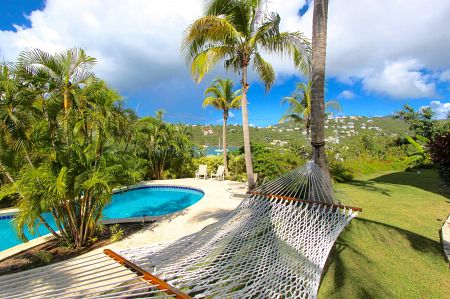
[1,0,449,126]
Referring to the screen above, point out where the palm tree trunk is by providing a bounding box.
[310,0,329,176]
[38,215,60,239]
[0,164,15,183]
[241,65,255,190]
[25,151,34,168]
[222,112,229,176]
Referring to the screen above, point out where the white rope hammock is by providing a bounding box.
[0,161,359,298]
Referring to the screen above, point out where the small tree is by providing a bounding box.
[203,78,241,176]
[394,104,437,139]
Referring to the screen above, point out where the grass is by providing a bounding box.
[319,169,450,298]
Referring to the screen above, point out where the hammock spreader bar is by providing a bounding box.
[248,191,363,212]
[103,249,192,299]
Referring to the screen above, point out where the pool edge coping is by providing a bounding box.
[0,182,206,261]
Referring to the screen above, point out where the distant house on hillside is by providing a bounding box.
[202,127,214,136]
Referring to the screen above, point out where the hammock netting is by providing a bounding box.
[0,161,359,299]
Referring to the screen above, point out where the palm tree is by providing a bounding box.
[182,0,311,190]
[203,78,242,176]
[18,48,96,146]
[280,81,341,143]
[310,0,329,173]
[155,109,166,122]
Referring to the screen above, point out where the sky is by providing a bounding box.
[0,0,450,126]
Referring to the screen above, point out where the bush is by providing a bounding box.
[428,132,450,182]
[109,224,124,242]
[192,156,223,177]
[327,150,354,182]
[35,250,53,264]
[329,161,354,182]
[238,144,304,182]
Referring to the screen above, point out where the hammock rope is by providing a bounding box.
[0,161,359,298]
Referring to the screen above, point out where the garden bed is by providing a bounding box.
[0,222,146,275]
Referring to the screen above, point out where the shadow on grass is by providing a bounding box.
[322,217,445,297]
[370,169,450,199]
[345,180,392,197]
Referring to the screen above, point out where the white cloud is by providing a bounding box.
[337,90,355,99]
[1,0,450,101]
[297,0,450,98]
[229,111,235,118]
[421,101,450,119]
[362,60,436,98]
[0,0,203,91]
[0,0,309,92]
[439,70,450,82]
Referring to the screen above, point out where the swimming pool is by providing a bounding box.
[0,185,204,252]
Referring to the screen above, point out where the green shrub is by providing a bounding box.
[109,224,124,242]
[35,250,53,264]
[228,154,246,181]
[192,156,223,176]
[237,144,304,182]
[329,161,354,182]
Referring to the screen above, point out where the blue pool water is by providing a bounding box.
[0,186,204,252]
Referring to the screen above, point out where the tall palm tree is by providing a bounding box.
[203,78,242,176]
[310,0,329,173]
[182,0,311,190]
[280,81,341,143]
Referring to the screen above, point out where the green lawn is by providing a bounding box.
[319,169,450,298]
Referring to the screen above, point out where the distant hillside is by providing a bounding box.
[186,116,411,148]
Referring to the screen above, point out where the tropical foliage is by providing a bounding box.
[0,49,194,248]
[132,117,194,180]
[403,135,431,167]
[182,0,311,189]
[203,78,241,176]
[394,104,449,138]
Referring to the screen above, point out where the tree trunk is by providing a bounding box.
[222,112,229,176]
[310,0,330,176]
[0,165,15,183]
[306,118,311,145]
[38,215,61,239]
[241,65,255,190]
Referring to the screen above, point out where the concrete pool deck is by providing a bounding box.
[0,178,247,261]
[111,178,246,249]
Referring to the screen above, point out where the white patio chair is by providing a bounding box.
[196,164,208,179]
[211,165,225,181]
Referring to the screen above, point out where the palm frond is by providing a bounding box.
[258,31,312,75]
[253,53,275,92]
[190,46,232,83]
[325,100,342,112]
